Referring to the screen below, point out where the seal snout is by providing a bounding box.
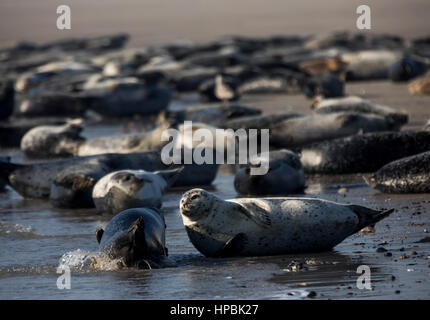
[180,188,211,219]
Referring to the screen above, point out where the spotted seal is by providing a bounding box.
[180,189,393,257]
[92,168,183,214]
[364,151,430,193]
[300,131,430,174]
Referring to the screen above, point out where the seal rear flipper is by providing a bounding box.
[219,233,248,257]
[347,205,394,234]
[235,202,271,227]
[362,173,377,189]
[156,166,184,188]
[96,228,104,244]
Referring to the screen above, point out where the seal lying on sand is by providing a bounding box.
[92,168,183,214]
[20,120,85,158]
[180,189,393,257]
[234,149,305,195]
[364,151,430,193]
[311,95,408,127]
[97,208,167,268]
[270,112,398,149]
[157,104,261,127]
[409,73,430,95]
[300,131,430,174]
[0,151,218,206]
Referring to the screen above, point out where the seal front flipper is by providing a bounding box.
[96,228,104,244]
[220,233,248,257]
[235,201,271,227]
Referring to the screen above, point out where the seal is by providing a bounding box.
[0,79,15,120]
[92,167,183,215]
[157,104,261,128]
[270,112,397,149]
[388,56,427,82]
[234,149,305,195]
[408,74,430,95]
[96,207,167,268]
[300,131,430,174]
[20,120,84,158]
[311,95,408,127]
[364,151,430,193]
[179,189,394,257]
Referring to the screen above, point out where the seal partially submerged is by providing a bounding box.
[234,149,305,195]
[97,208,167,268]
[180,189,393,257]
[93,168,183,214]
[364,151,430,193]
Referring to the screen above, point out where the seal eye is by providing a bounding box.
[190,194,200,201]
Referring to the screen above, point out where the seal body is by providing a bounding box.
[364,151,430,193]
[234,149,305,195]
[312,95,408,127]
[301,131,430,174]
[270,112,396,149]
[180,189,393,257]
[97,208,167,268]
[92,168,182,214]
[20,121,84,158]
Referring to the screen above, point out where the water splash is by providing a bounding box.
[0,221,41,238]
[58,249,124,271]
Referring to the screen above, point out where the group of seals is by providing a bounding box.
[92,168,183,214]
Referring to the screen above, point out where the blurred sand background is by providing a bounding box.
[0,0,429,129]
[0,0,430,47]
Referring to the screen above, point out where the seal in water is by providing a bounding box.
[180,189,393,257]
[234,149,305,195]
[300,131,430,174]
[20,120,85,158]
[270,112,397,149]
[364,151,430,193]
[92,167,183,215]
[97,208,167,268]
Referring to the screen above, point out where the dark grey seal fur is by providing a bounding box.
[234,149,305,195]
[180,189,393,257]
[301,131,430,174]
[97,208,167,268]
[364,151,430,193]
